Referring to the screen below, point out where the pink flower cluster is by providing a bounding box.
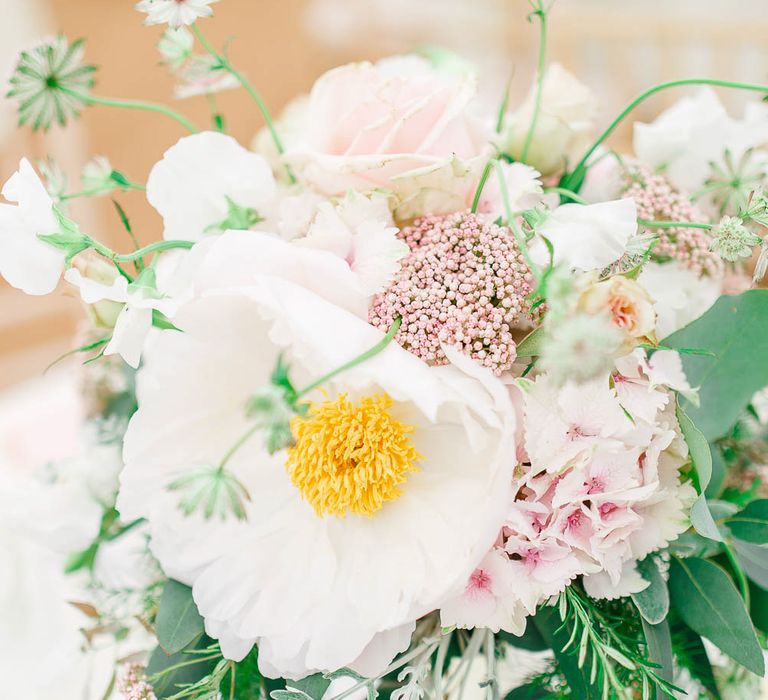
[369,211,537,375]
[118,664,157,700]
[622,164,723,277]
[440,351,696,633]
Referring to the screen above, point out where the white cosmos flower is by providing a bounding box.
[118,246,516,678]
[136,0,217,28]
[146,132,276,241]
[0,159,65,295]
[297,191,407,296]
[530,198,637,271]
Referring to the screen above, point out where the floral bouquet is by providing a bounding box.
[5,1,768,698]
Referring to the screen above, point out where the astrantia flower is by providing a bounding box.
[158,28,194,70]
[81,156,117,195]
[709,216,762,262]
[0,159,67,295]
[7,36,95,131]
[136,0,217,28]
[117,237,516,677]
[369,211,538,375]
[146,132,276,241]
[537,313,624,387]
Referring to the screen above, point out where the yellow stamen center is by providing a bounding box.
[285,393,421,517]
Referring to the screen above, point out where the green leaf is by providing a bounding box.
[733,539,768,589]
[516,326,545,357]
[64,542,99,574]
[676,401,722,542]
[504,684,550,700]
[290,674,331,700]
[146,637,218,698]
[640,618,674,700]
[631,556,669,624]
[726,499,768,544]
[155,579,205,655]
[706,444,727,499]
[531,606,600,699]
[669,556,764,675]
[664,290,768,440]
[225,650,262,700]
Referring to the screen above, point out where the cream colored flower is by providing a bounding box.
[577,275,656,342]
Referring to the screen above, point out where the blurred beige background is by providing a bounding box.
[1,0,767,388]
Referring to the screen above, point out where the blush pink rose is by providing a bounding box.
[284,56,491,212]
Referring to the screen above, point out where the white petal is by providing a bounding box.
[146,132,276,241]
[64,267,129,304]
[533,198,637,271]
[104,306,153,368]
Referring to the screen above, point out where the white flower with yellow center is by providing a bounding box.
[117,237,516,679]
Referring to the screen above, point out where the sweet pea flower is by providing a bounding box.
[0,159,66,295]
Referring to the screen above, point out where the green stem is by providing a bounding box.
[112,239,194,263]
[563,78,768,191]
[637,219,713,231]
[59,182,145,201]
[545,186,588,204]
[723,540,751,608]
[219,425,260,470]
[63,89,199,133]
[297,317,402,398]
[492,160,540,280]
[192,24,294,182]
[471,160,494,213]
[520,2,548,163]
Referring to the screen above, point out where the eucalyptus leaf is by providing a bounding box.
[291,673,331,700]
[669,557,764,676]
[155,579,205,655]
[676,402,722,542]
[664,290,768,440]
[726,499,768,544]
[631,556,669,624]
[733,539,768,590]
[515,326,545,357]
[640,618,674,700]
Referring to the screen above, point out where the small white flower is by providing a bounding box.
[174,54,239,99]
[158,27,194,69]
[0,159,66,295]
[7,36,96,131]
[709,215,762,262]
[136,0,217,28]
[64,267,172,368]
[538,312,625,386]
[81,156,116,195]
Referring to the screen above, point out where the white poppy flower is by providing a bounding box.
[531,198,637,271]
[0,159,65,295]
[136,0,217,28]
[146,132,276,241]
[118,247,516,678]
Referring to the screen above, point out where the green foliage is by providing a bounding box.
[725,499,768,544]
[168,464,251,521]
[733,539,768,590]
[669,615,721,699]
[498,622,549,652]
[146,637,220,699]
[631,556,670,625]
[515,326,546,357]
[155,579,205,655]
[640,619,674,700]
[668,557,764,676]
[664,290,768,440]
[676,402,722,542]
[37,206,93,263]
